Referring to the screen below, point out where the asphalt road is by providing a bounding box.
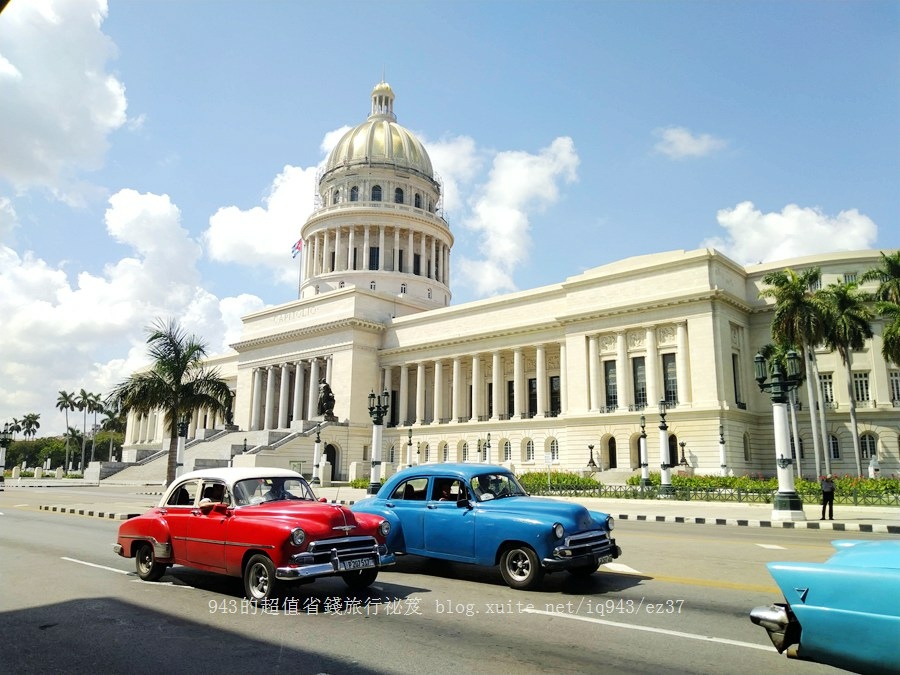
[2,491,880,674]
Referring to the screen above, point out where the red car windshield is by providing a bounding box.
[234,477,316,505]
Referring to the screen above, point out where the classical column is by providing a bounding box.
[616,332,628,410]
[433,359,444,423]
[399,364,409,425]
[536,344,547,418]
[420,235,427,276]
[348,227,356,270]
[415,362,426,424]
[334,227,342,272]
[292,360,305,423]
[646,326,659,405]
[451,357,462,422]
[588,335,600,412]
[250,368,263,431]
[278,363,291,428]
[393,227,400,272]
[264,365,277,430]
[491,351,502,421]
[363,227,371,271]
[676,322,690,404]
[378,225,385,270]
[430,236,436,279]
[407,230,414,273]
[559,342,568,414]
[513,348,524,419]
[325,355,333,384]
[307,359,320,420]
[471,354,482,421]
[323,231,332,273]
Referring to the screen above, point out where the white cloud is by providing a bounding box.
[0,189,264,434]
[454,136,579,296]
[0,0,126,198]
[203,165,319,285]
[654,126,727,159]
[426,134,483,219]
[701,201,878,263]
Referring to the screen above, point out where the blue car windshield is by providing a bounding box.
[471,473,527,501]
[234,477,316,505]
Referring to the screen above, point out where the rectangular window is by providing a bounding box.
[662,353,678,404]
[843,272,857,284]
[820,373,834,403]
[732,353,745,406]
[527,378,537,417]
[487,382,493,417]
[889,370,900,404]
[507,380,515,418]
[632,357,647,408]
[853,372,870,402]
[829,435,840,459]
[397,250,403,273]
[413,253,421,276]
[368,246,379,271]
[549,375,561,416]
[604,361,617,408]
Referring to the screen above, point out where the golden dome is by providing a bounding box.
[323,82,434,179]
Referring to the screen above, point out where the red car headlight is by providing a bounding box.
[290,527,306,546]
[379,520,391,537]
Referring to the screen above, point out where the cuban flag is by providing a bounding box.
[291,238,303,258]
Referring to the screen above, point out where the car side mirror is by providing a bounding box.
[456,497,472,509]
[318,497,328,503]
[213,502,229,514]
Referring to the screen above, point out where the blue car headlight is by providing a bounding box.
[552,522,565,539]
[606,516,615,532]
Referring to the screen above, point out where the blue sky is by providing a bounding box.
[1,0,898,436]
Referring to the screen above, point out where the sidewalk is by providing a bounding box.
[17,483,900,534]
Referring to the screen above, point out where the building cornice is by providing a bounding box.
[230,317,385,352]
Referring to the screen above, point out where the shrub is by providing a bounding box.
[518,470,601,493]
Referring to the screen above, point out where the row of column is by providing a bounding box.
[304,225,449,286]
[586,323,690,411]
[381,343,568,427]
[128,403,225,445]
[248,356,333,431]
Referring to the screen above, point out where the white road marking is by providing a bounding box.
[604,562,642,574]
[61,556,130,575]
[524,609,773,652]
[756,544,786,550]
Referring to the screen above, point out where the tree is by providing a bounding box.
[65,427,84,470]
[760,267,827,477]
[108,318,232,485]
[861,250,900,368]
[815,281,874,476]
[100,403,127,461]
[75,389,91,472]
[21,413,41,440]
[88,391,104,463]
[56,390,76,473]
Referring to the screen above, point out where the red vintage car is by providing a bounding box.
[113,467,394,601]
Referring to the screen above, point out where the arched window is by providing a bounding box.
[861,433,877,459]
[400,283,407,294]
[371,185,382,201]
[550,439,559,462]
[388,446,395,463]
[370,281,376,290]
[394,188,404,204]
[350,186,359,202]
[829,434,841,459]
[607,437,617,468]
[503,439,511,462]
[332,189,340,204]
[414,193,422,208]
[462,442,469,462]
[525,439,535,462]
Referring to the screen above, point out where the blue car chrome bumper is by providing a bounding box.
[543,534,620,571]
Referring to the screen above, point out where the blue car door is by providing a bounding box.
[386,477,428,553]
[423,478,476,561]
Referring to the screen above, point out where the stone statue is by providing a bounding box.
[317,379,336,421]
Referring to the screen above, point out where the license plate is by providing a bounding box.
[341,557,374,571]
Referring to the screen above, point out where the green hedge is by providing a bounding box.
[518,471,601,493]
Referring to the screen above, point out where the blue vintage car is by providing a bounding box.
[351,463,620,590]
[750,539,900,674]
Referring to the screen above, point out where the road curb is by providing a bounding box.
[615,513,900,534]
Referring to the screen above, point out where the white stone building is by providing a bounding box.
[119,82,900,483]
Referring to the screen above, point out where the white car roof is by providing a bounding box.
[169,466,303,486]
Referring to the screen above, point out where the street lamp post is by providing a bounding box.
[484,433,491,464]
[311,428,322,485]
[658,400,674,496]
[639,415,650,486]
[367,390,390,495]
[719,424,727,477]
[754,349,806,521]
[679,441,689,468]
[0,422,11,489]
[406,428,413,467]
[587,444,597,469]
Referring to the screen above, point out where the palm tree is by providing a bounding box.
[100,403,127,461]
[108,318,232,485]
[861,250,900,368]
[88,392,104,462]
[21,413,40,440]
[815,281,874,476]
[8,418,21,440]
[760,267,827,477]
[878,302,900,368]
[56,390,76,473]
[65,427,84,469]
[74,389,93,472]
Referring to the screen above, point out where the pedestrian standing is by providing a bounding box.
[820,474,835,520]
